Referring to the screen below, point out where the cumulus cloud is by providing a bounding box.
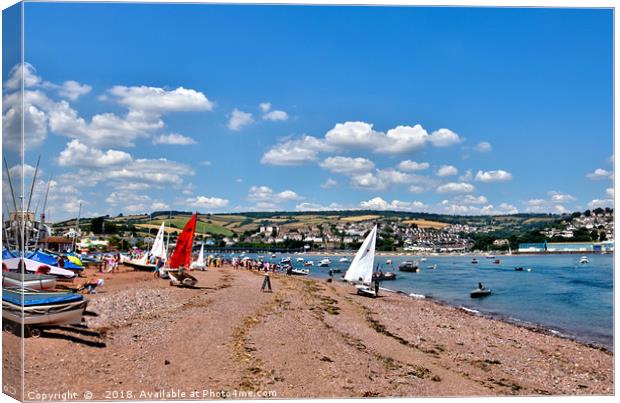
[150,202,170,211]
[606,188,614,198]
[260,135,333,165]
[359,197,427,211]
[247,186,303,209]
[152,133,197,145]
[261,121,462,164]
[105,192,152,212]
[475,170,513,182]
[548,191,575,203]
[398,160,430,171]
[58,80,92,101]
[319,156,374,175]
[108,85,213,114]
[295,202,343,212]
[586,168,613,180]
[524,191,577,213]
[437,182,475,194]
[321,178,337,189]
[439,200,517,215]
[475,141,492,152]
[259,102,271,113]
[185,196,230,209]
[58,140,132,168]
[588,199,614,209]
[437,165,458,177]
[351,169,435,191]
[263,110,288,121]
[227,108,253,131]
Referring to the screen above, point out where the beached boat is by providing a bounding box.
[579,256,589,264]
[3,257,76,280]
[2,272,57,290]
[318,258,331,267]
[127,222,167,271]
[2,288,88,329]
[166,214,198,287]
[398,261,419,272]
[344,225,378,298]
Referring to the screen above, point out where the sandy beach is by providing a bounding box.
[3,264,613,400]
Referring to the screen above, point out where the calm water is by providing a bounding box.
[226,253,614,349]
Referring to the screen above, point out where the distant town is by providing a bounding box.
[43,208,614,255]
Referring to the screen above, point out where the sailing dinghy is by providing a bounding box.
[125,222,167,271]
[166,214,199,287]
[344,225,378,298]
[190,242,206,270]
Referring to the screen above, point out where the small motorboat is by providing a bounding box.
[271,254,277,258]
[296,257,305,263]
[377,271,396,280]
[471,258,479,264]
[304,261,314,266]
[385,259,392,265]
[318,258,331,267]
[281,257,292,264]
[290,268,310,276]
[331,268,342,273]
[426,264,437,270]
[339,257,350,263]
[514,267,524,271]
[493,259,501,264]
[470,287,492,298]
[420,257,427,262]
[398,261,419,272]
[579,256,589,264]
[355,284,377,298]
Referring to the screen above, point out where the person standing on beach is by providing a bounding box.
[261,272,272,292]
[374,274,380,297]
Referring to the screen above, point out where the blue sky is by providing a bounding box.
[2,3,614,220]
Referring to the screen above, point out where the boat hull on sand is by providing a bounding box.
[2,300,88,326]
[355,285,377,298]
[2,272,57,290]
[125,260,157,271]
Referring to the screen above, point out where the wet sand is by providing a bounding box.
[5,264,613,400]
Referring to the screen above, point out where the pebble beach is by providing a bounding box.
[3,264,613,400]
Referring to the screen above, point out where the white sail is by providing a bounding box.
[150,222,167,259]
[196,243,204,266]
[344,225,377,284]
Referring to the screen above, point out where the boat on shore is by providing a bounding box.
[2,272,57,290]
[3,257,76,281]
[344,225,379,298]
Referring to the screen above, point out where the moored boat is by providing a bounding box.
[470,288,492,298]
[579,256,589,264]
[318,258,331,267]
[398,261,419,272]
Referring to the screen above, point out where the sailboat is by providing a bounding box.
[190,242,206,270]
[126,222,167,271]
[344,225,378,298]
[166,213,199,287]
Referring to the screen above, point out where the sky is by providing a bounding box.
[2,3,614,221]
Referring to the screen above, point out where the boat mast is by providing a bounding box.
[72,201,82,252]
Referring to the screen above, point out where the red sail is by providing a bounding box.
[168,213,197,269]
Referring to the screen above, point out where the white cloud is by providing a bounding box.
[248,186,303,208]
[3,63,42,91]
[460,195,489,205]
[321,178,337,189]
[259,102,271,113]
[427,128,462,147]
[408,185,425,194]
[151,201,170,210]
[227,108,253,131]
[475,141,492,152]
[475,170,513,182]
[398,160,429,171]
[359,197,427,211]
[351,169,434,191]
[588,199,614,209]
[459,169,473,181]
[108,85,214,114]
[58,80,92,101]
[437,182,475,194]
[295,202,343,212]
[606,188,614,198]
[263,110,288,121]
[152,133,197,145]
[548,191,576,203]
[261,135,333,165]
[58,140,132,168]
[437,165,458,177]
[319,156,374,174]
[105,192,152,212]
[186,196,230,209]
[439,200,517,215]
[586,168,613,180]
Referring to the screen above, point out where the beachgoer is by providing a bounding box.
[374,277,380,296]
[57,255,65,268]
[261,272,272,292]
[478,282,484,290]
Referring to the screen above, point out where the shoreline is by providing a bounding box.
[8,263,613,398]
